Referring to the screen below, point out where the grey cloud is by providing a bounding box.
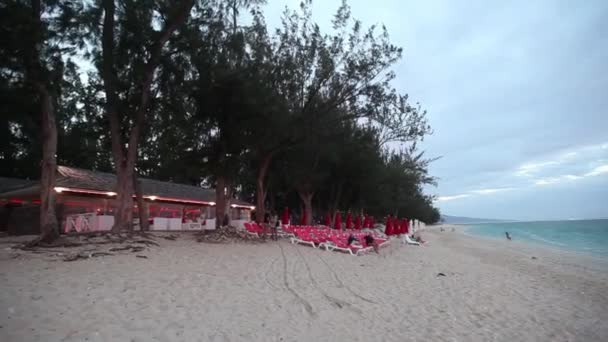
[263,0,608,219]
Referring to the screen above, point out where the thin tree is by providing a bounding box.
[20,0,61,243]
[99,0,194,231]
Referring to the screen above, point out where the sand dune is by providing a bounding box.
[1,227,607,341]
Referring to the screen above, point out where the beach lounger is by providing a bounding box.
[244,223,264,238]
[324,237,372,255]
[403,235,420,246]
[290,230,316,248]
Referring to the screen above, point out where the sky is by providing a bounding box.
[262,0,608,221]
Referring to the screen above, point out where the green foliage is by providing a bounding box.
[0,0,441,224]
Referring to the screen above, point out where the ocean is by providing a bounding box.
[464,219,608,257]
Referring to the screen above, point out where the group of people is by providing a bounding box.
[347,233,380,253]
[262,212,282,240]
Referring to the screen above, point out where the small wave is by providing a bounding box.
[523,233,568,247]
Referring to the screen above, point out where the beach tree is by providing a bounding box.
[0,0,80,242]
[255,0,431,223]
[76,0,196,231]
[193,0,269,228]
[143,0,272,227]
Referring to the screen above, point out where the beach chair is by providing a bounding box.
[244,223,263,238]
[402,235,420,246]
[277,227,295,239]
[324,236,371,256]
[290,230,316,248]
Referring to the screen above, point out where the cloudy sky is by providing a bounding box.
[263,0,608,221]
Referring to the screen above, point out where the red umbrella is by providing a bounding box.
[345,212,352,229]
[324,212,332,227]
[354,215,362,230]
[385,215,393,236]
[300,209,307,225]
[281,207,289,225]
[366,215,374,228]
[397,218,405,235]
[334,211,342,230]
[403,218,410,235]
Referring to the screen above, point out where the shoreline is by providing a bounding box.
[2,230,608,341]
[437,222,608,263]
[434,225,608,275]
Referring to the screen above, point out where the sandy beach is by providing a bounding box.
[1,226,608,342]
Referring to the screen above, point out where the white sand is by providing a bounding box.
[1,227,608,342]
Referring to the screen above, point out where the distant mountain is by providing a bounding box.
[440,215,509,224]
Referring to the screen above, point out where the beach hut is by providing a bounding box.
[0,166,256,235]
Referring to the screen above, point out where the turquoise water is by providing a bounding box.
[464,219,608,257]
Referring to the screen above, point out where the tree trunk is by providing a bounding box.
[133,172,149,231]
[298,190,313,225]
[268,187,275,216]
[224,181,233,227]
[24,0,59,244]
[112,165,135,232]
[39,88,59,243]
[255,153,273,223]
[215,176,226,229]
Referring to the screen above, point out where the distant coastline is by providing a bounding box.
[440,215,512,225]
[442,215,608,225]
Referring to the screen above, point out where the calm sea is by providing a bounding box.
[464,219,608,257]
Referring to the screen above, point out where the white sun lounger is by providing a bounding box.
[323,241,372,256]
[403,235,421,246]
[290,236,316,248]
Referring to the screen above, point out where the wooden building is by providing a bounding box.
[0,166,254,234]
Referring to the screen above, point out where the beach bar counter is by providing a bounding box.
[0,166,255,235]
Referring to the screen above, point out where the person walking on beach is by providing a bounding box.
[505,231,512,240]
